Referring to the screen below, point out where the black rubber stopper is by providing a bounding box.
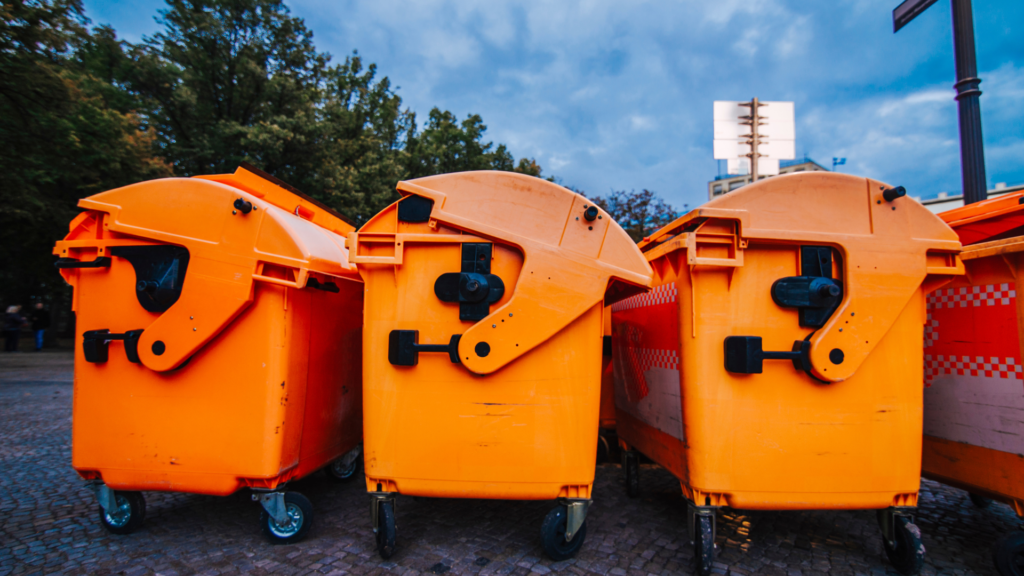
[829,348,845,365]
[152,341,166,355]
[475,342,491,357]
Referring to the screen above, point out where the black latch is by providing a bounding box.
[83,329,144,364]
[603,335,612,357]
[110,245,190,313]
[434,243,506,322]
[388,330,462,366]
[55,257,111,269]
[770,246,842,328]
[724,336,811,374]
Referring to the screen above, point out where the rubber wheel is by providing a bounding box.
[693,514,715,576]
[540,505,588,561]
[98,491,146,535]
[994,531,1024,576]
[325,455,359,483]
[260,492,313,544]
[969,492,992,508]
[375,500,397,559]
[883,516,925,575]
[624,452,639,498]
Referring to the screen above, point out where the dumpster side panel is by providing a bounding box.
[279,285,312,475]
[361,237,602,499]
[72,262,292,495]
[295,277,364,475]
[922,249,1024,514]
[612,251,689,482]
[616,241,924,510]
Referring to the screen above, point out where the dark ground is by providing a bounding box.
[0,351,1019,576]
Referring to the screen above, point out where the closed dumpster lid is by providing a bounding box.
[350,171,652,375]
[54,170,359,372]
[938,191,1024,246]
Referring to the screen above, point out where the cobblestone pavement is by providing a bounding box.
[1,351,1020,576]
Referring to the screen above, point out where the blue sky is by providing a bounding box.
[83,0,1023,210]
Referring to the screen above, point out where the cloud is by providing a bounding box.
[84,0,1024,209]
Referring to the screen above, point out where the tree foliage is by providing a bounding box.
[0,0,170,311]
[587,189,683,243]
[1,0,547,311]
[125,0,544,223]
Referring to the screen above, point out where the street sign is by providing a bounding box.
[893,0,940,32]
[713,99,795,180]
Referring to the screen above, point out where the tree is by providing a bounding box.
[404,108,544,180]
[126,0,545,224]
[587,189,683,243]
[0,0,170,314]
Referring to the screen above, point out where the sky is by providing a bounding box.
[82,0,1023,211]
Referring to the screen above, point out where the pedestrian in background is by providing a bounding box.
[4,305,28,352]
[30,303,50,351]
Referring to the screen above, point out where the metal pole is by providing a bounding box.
[950,0,987,204]
[749,97,760,183]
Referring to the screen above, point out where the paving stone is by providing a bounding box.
[1,351,1022,575]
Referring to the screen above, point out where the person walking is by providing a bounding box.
[4,305,28,352]
[30,303,51,351]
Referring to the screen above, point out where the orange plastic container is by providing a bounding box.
[53,165,364,543]
[349,171,652,560]
[612,173,962,576]
[924,192,1024,572]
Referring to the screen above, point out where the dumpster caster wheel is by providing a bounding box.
[98,490,146,535]
[883,516,925,575]
[540,505,587,561]
[993,531,1024,576]
[375,500,397,559]
[969,492,992,509]
[260,492,313,544]
[693,514,715,576]
[624,451,639,498]
[326,456,359,483]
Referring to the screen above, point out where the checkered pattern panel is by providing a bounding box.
[927,283,1016,309]
[925,354,1024,382]
[924,312,939,349]
[611,282,678,312]
[621,346,680,403]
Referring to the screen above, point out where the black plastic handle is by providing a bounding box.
[83,329,144,364]
[388,330,462,366]
[55,257,111,269]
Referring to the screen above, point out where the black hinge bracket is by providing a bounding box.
[434,243,505,322]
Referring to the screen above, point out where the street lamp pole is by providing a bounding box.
[951,0,987,204]
[893,0,988,204]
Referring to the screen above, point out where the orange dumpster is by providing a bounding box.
[349,171,652,560]
[53,165,364,543]
[924,191,1024,573]
[611,173,962,575]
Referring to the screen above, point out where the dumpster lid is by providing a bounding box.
[54,176,359,372]
[938,191,1024,246]
[196,163,356,237]
[352,171,652,375]
[632,172,962,383]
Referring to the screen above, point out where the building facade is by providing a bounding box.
[707,157,829,201]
